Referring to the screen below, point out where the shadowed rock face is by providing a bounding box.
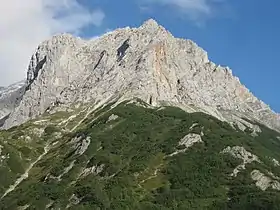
[0,115,9,128]
[2,19,280,131]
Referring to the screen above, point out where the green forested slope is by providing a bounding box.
[0,100,280,209]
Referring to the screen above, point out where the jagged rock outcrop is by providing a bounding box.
[0,81,26,126]
[168,133,203,157]
[70,135,91,155]
[3,19,280,131]
[106,114,119,123]
[222,146,260,177]
[179,133,203,148]
[251,170,280,191]
[272,158,280,167]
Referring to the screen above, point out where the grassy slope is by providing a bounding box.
[0,101,280,209]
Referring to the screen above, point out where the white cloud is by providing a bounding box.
[141,0,226,21]
[0,0,105,86]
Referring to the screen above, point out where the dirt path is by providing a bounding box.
[1,144,50,199]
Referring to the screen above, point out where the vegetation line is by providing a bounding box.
[70,98,113,132]
[70,107,94,132]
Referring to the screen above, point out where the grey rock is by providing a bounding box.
[224,113,262,136]
[106,114,119,123]
[17,205,30,210]
[168,133,203,156]
[72,136,91,155]
[0,81,26,126]
[189,123,199,130]
[222,146,260,177]
[179,133,203,148]
[79,164,105,178]
[272,158,280,167]
[3,19,280,132]
[251,169,280,191]
[67,194,81,209]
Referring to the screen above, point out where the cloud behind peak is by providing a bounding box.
[0,0,105,86]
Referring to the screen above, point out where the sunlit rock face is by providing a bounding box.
[3,19,280,132]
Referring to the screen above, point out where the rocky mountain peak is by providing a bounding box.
[2,20,280,132]
[142,18,159,27]
[140,18,165,31]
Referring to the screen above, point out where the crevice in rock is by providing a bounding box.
[93,50,106,70]
[0,114,10,128]
[117,39,130,62]
[26,56,47,91]
[149,96,153,105]
[135,58,142,71]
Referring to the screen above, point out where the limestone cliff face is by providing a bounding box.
[3,19,280,131]
[0,81,26,125]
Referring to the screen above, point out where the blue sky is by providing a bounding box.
[77,0,280,112]
[1,0,278,112]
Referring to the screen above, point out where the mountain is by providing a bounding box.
[0,19,280,209]
[2,19,279,133]
[0,81,26,126]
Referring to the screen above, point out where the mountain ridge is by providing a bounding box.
[2,19,280,132]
